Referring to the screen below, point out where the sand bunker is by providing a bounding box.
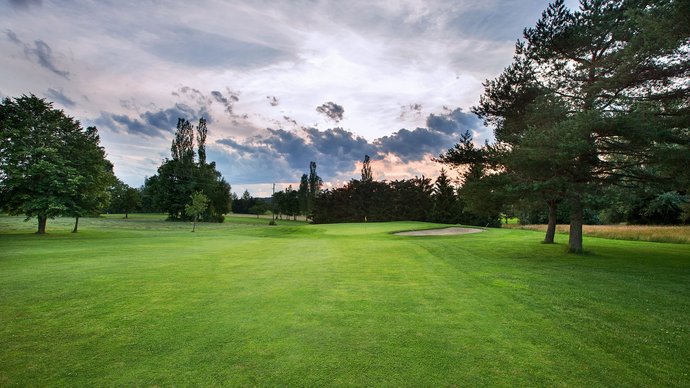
[395,227,485,236]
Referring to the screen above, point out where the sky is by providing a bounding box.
[0,0,574,196]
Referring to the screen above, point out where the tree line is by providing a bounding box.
[307,156,500,226]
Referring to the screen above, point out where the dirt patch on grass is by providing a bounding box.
[395,227,485,236]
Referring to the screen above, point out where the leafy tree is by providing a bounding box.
[144,118,230,222]
[272,190,286,219]
[109,179,142,218]
[429,169,458,224]
[519,0,689,252]
[249,201,268,218]
[65,125,117,232]
[443,0,690,252]
[232,189,257,214]
[0,95,112,234]
[307,161,322,217]
[185,191,208,232]
[361,154,373,182]
[298,174,309,215]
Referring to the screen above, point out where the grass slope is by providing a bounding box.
[1,215,689,386]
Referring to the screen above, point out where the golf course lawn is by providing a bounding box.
[1,215,688,386]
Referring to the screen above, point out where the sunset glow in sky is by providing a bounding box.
[1,0,577,196]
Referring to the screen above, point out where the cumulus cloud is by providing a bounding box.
[316,101,345,123]
[97,103,210,138]
[0,0,543,189]
[44,87,75,107]
[212,107,484,183]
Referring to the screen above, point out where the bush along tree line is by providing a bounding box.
[106,178,142,218]
[0,95,116,234]
[230,190,269,218]
[309,156,501,226]
[438,0,690,252]
[142,118,231,222]
[271,161,323,220]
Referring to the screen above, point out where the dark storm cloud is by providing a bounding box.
[109,114,156,137]
[214,107,485,182]
[147,26,293,69]
[316,101,344,123]
[24,40,70,79]
[303,127,375,159]
[44,88,75,107]
[376,127,452,162]
[216,137,259,155]
[97,103,211,138]
[426,108,481,135]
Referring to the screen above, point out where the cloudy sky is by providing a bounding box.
[1,0,574,196]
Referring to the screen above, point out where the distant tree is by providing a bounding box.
[249,201,268,218]
[361,154,373,182]
[307,161,322,217]
[389,177,433,221]
[429,169,457,224]
[0,95,113,234]
[196,117,207,165]
[109,179,142,218]
[232,189,256,214]
[298,174,309,215]
[272,190,286,219]
[185,191,208,232]
[65,125,117,232]
[144,118,230,222]
[284,186,301,220]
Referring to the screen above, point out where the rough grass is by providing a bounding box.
[503,223,690,244]
[1,215,689,386]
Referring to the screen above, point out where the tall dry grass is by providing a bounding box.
[502,224,690,244]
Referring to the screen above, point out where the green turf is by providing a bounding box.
[1,215,688,386]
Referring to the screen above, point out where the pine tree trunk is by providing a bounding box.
[125,212,128,219]
[72,217,79,233]
[37,215,47,234]
[544,200,557,244]
[569,197,584,253]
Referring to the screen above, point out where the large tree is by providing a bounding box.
[144,118,231,222]
[108,178,142,218]
[0,95,113,234]
[442,0,689,252]
[306,161,322,218]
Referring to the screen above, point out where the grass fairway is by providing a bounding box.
[1,215,689,386]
